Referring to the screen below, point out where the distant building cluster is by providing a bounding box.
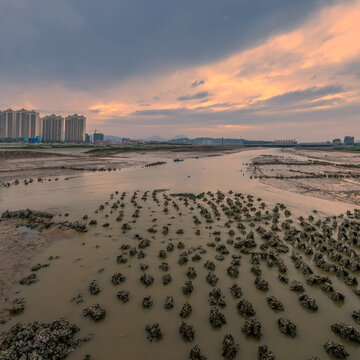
[84,132,105,144]
[93,132,104,143]
[332,136,355,145]
[121,138,144,145]
[0,109,86,143]
[344,136,355,145]
[273,139,298,146]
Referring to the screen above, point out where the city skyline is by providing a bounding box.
[0,108,86,143]
[1,106,358,144]
[0,1,360,141]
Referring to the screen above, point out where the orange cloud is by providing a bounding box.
[83,0,360,126]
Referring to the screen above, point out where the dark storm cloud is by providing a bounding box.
[177,91,211,101]
[0,0,344,87]
[191,80,205,88]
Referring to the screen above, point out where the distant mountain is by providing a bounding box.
[191,137,245,145]
[167,137,247,145]
[168,137,192,144]
[145,135,167,142]
[172,134,188,139]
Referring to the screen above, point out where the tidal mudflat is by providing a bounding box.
[0,149,359,359]
[249,149,360,206]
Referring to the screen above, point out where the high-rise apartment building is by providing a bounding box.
[0,110,6,139]
[17,109,28,138]
[42,114,65,142]
[65,114,86,143]
[28,110,42,138]
[18,109,42,139]
[0,108,41,140]
[1,109,16,139]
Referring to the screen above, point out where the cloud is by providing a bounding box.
[261,85,347,107]
[0,0,359,141]
[0,0,344,87]
[177,91,211,101]
[339,61,360,79]
[194,102,237,110]
[191,80,205,87]
[131,108,187,117]
[98,101,360,142]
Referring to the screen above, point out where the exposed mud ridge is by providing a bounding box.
[1,209,88,232]
[145,161,167,167]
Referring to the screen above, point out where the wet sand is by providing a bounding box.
[0,149,359,359]
[0,215,81,324]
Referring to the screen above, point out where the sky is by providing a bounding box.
[0,0,359,141]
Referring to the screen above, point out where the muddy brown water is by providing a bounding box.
[0,149,359,359]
